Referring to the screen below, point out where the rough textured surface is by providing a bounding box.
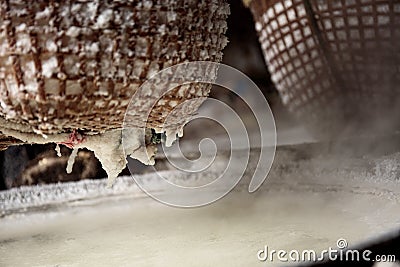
[0,133,22,150]
[0,0,229,135]
[0,126,157,186]
[0,0,230,181]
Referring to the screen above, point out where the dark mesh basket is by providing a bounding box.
[249,0,400,137]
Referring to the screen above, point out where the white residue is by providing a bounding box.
[55,144,62,157]
[158,24,166,35]
[4,77,20,97]
[35,7,51,20]
[0,38,9,56]
[66,148,79,174]
[66,26,81,38]
[143,0,152,9]
[16,34,32,53]
[255,22,262,32]
[135,37,149,57]
[25,81,39,93]
[22,60,36,78]
[86,42,100,56]
[86,1,99,20]
[162,126,185,147]
[15,23,27,32]
[166,11,177,22]
[45,40,58,52]
[0,120,164,186]
[96,9,113,29]
[42,57,58,78]
[130,145,157,166]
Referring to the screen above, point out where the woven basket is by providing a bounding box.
[0,0,229,137]
[248,0,400,137]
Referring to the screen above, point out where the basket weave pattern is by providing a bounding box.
[0,0,229,135]
[250,0,400,133]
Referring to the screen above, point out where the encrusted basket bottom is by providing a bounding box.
[0,0,229,135]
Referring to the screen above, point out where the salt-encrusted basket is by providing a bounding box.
[0,0,229,184]
[248,0,400,137]
[0,0,229,136]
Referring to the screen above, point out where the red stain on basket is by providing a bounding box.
[58,130,86,149]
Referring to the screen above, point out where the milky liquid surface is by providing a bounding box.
[1,180,399,267]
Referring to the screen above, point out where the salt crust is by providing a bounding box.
[0,117,180,186]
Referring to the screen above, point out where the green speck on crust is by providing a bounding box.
[150,129,162,145]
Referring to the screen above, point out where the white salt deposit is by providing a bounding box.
[41,57,58,78]
[66,148,78,174]
[274,2,284,13]
[0,117,181,185]
[24,81,39,93]
[0,41,9,57]
[95,9,113,29]
[65,26,81,38]
[35,7,51,20]
[167,11,177,22]
[15,23,27,32]
[55,144,61,157]
[86,2,99,20]
[143,0,153,9]
[45,40,58,52]
[15,33,32,53]
[163,126,185,147]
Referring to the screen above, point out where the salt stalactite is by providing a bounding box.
[0,116,187,185]
[66,148,79,174]
[0,121,165,186]
[55,144,62,157]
